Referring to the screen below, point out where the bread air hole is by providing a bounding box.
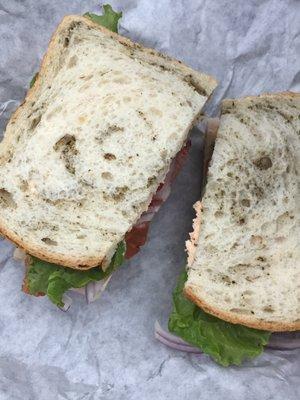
[147,176,156,188]
[104,153,116,160]
[41,237,57,246]
[230,308,252,315]
[263,305,274,313]
[67,55,78,68]
[54,134,77,175]
[253,156,272,170]
[214,210,223,218]
[149,107,162,117]
[99,79,109,86]
[160,150,168,161]
[64,37,70,47]
[73,36,83,44]
[243,290,253,296]
[19,180,28,192]
[0,189,17,208]
[112,186,129,201]
[241,198,250,207]
[168,132,179,141]
[46,105,63,120]
[221,275,232,285]
[113,77,131,84]
[83,74,93,81]
[30,115,42,130]
[101,172,113,180]
[275,236,286,243]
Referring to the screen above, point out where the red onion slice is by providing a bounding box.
[85,276,112,304]
[155,331,202,353]
[267,333,300,350]
[155,320,300,354]
[71,287,85,295]
[69,277,112,305]
[154,320,194,345]
[154,320,202,353]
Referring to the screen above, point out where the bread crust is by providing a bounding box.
[222,91,300,109]
[0,222,105,269]
[0,15,217,269]
[184,285,300,331]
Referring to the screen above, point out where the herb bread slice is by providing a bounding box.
[185,92,300,331]
[0,15,217,269]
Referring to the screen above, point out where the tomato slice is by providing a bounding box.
[125,141,190,259]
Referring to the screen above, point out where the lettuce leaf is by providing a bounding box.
[168,271,271,366]
[27,241,126,307]
[29,72,38,88]
[84,4,122,33]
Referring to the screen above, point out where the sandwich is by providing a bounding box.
[166,92,300,366]
[0,5,217,308]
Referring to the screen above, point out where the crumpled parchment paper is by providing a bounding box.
[0,1,299,399]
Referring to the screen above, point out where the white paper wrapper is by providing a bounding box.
[0,1,299,399]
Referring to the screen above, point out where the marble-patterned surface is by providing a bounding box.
[0,1,299,399]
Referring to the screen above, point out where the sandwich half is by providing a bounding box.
[185,92,300,332]
[0,7,217,306]
[168,92,300,366]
